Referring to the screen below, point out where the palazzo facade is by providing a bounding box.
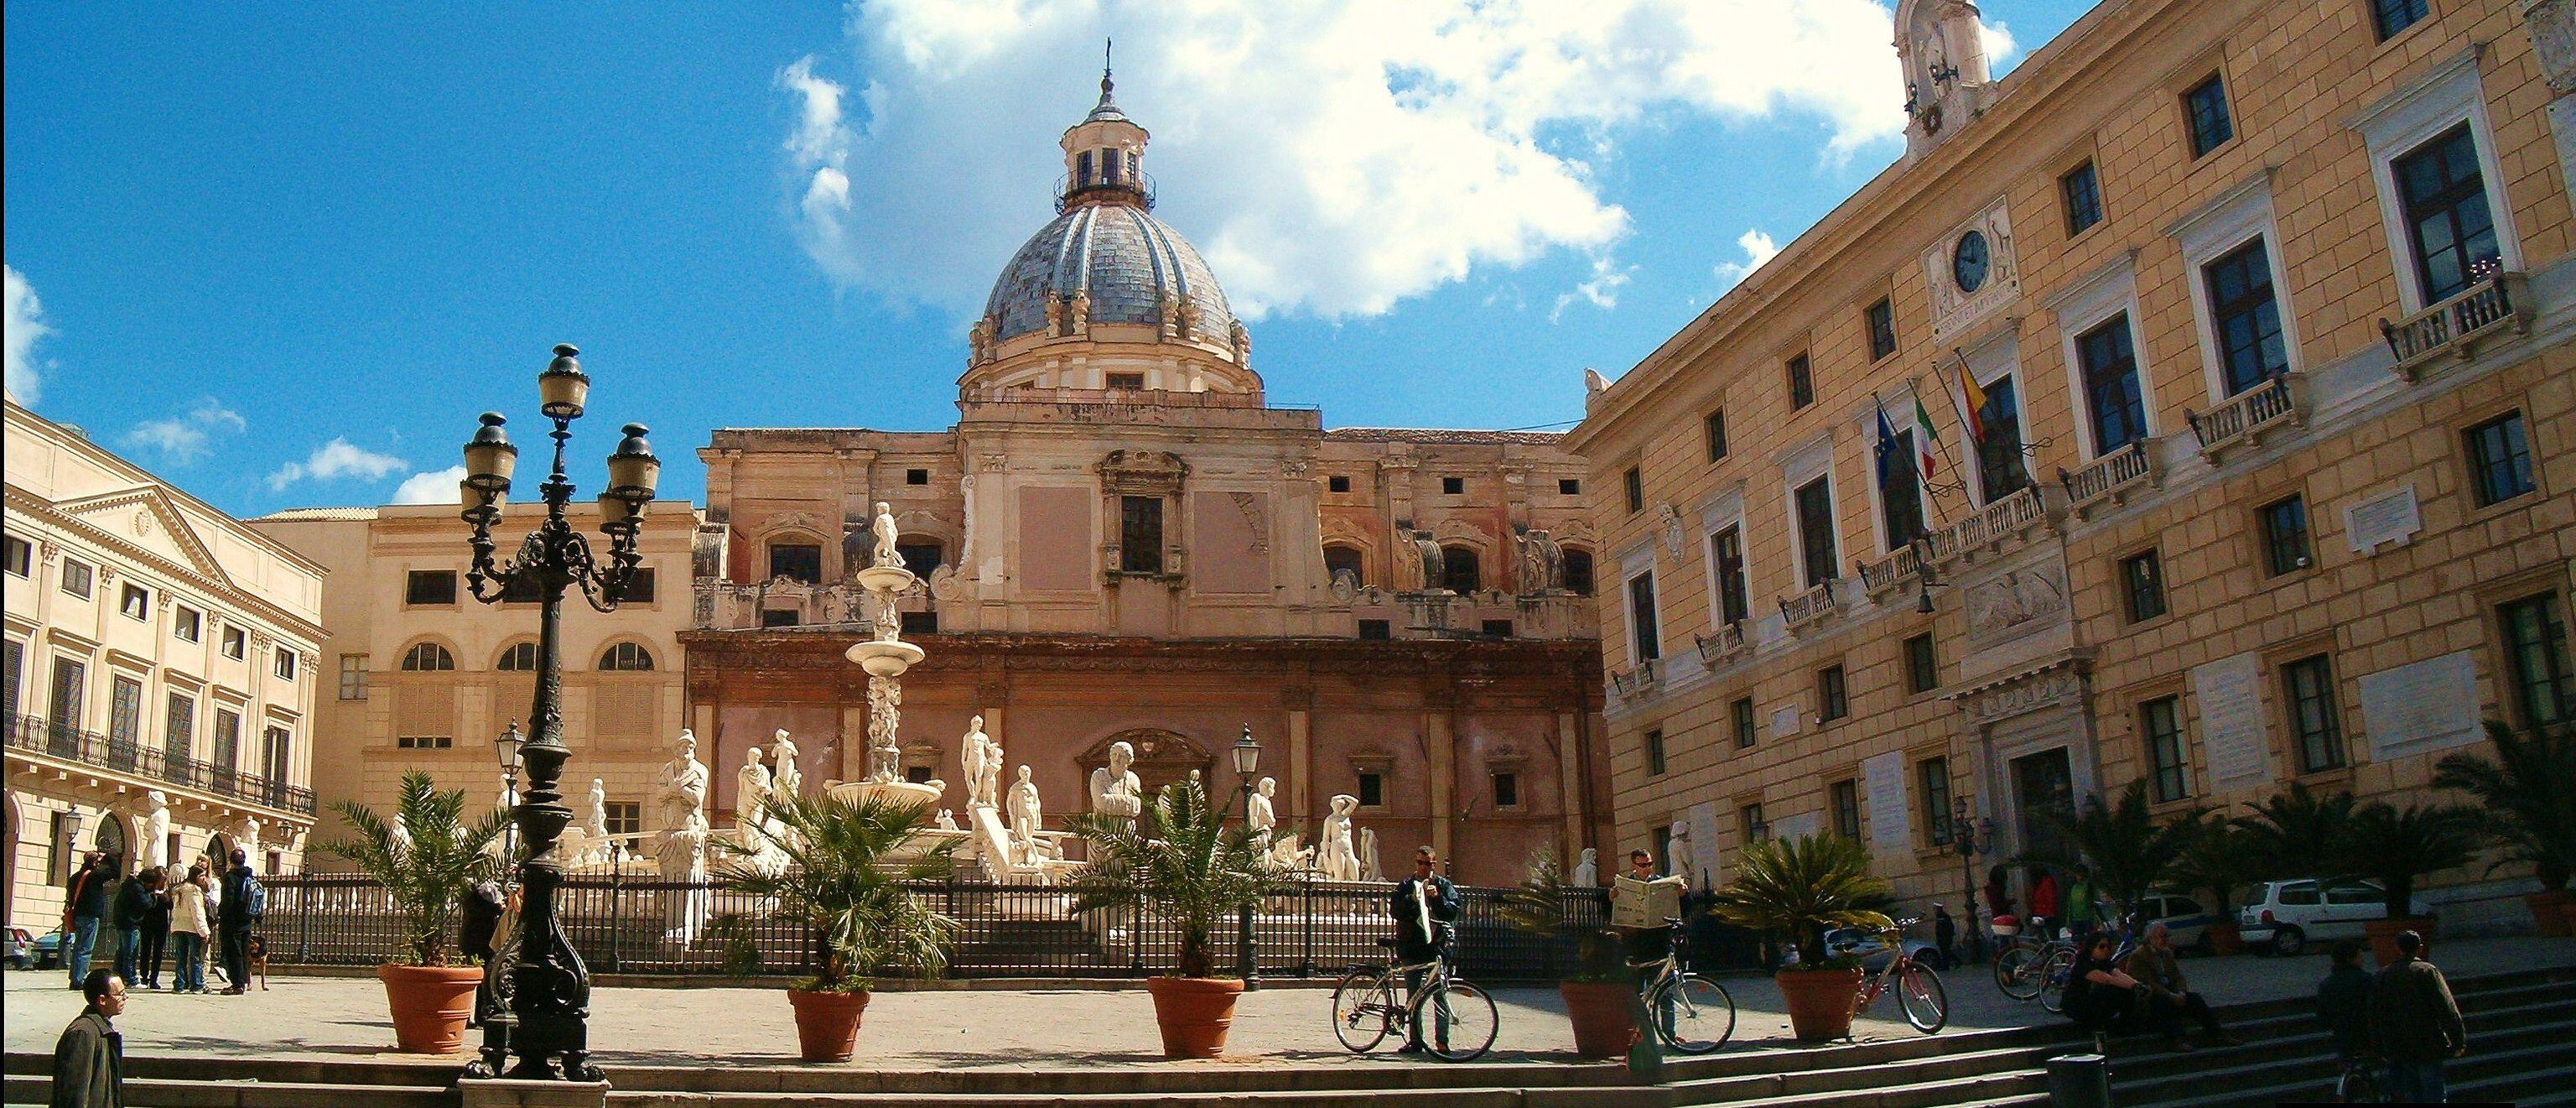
[684,75,1610,886]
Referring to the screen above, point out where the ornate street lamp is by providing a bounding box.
[494,722,526,862]
[457,344,657,1082]
[1230,724,1262,991]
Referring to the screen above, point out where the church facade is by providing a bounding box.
[683,73,1610,886]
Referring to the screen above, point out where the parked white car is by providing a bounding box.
[2132,892,2217,951]
[2236,878,2428,956]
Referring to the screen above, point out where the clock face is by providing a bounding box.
[1953,230,1991,293]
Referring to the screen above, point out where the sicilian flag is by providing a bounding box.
[1948,360,1987,446]
[1912,388,1940,479]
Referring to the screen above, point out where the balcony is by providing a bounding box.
[2380,270,2530,382]
[1857,544,1924,598]
[1924,485,2054,570]
[1609,658,1661,700]
[1692,622,1750,666]
[1779,581,1839,632]
[2059,442,2157,520]
[7,714,316,817]
[2186,372,2306,464]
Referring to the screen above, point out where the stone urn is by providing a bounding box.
[376,963,484,1054]
[1557,981,1639,1058]
[787,987,871,1063]
[1145,976,1244,1058]
[1775,967,1862,1042]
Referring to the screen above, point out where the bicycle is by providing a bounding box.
[1627,918,1737,1053]
[2039,909,2139,1016]
[2334,1054,2386,1103]
[1991,915,2064,1001]
[1852,917,1949,1033]
[1331,938,1498,1061]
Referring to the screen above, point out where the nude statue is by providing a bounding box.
[980,741,1005,812]
[871,501,901,570]
[1318,794,1361,882]
[1087,741,1144,825]
[768,729,802,803]
[1247,777,1277,845]
[961,716,993,808]
[1006,765,1041,862]
[735,746,772,848]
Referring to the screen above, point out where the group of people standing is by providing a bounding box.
[59,849,262,996]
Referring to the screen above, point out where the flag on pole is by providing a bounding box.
[1912,388,1940,479]
[1948,359,1987,445]
[1872,394,1898,489]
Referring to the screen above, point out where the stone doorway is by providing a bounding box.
[2010,746,2075,866]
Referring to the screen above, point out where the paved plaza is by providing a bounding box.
[10,938,2567,1070]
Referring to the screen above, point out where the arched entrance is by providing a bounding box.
[93,816,127,878]
[1075,728,1213,810]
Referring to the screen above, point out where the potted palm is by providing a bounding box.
[2435,721,2576,936]
[2164,815,2264,955]
[2334,799,2482,965]
[1498,851,1633,1058]
[1706,834,1891,1042]
[715,792,957,1063]
[2232,781,2356,881]
[1064,775,1270,1058]
[316,771,510,1054]
[2023,781,2204,924]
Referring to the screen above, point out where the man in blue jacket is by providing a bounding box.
[1388,845,1460,1053]
[216,850,256,996]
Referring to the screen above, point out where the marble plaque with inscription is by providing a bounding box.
[2191,653,2272,791]
[2359,651,2480,761]
[1863,751,1911,854]
[1770,705,1800,738]
[2345,486,2422,554]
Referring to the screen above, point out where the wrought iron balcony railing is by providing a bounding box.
[5,714,314,816]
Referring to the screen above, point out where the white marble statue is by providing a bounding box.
[389,813,414,866]
[584,779,610,840]
[1006,764,1041,863]
[1265,830,1313,871]
[655,809,709,942]
[871,501,900,569]
[1088,741,1144,826]
[239,815,262,871]
[1666,819,1696,887]
[1246,777,1277,845]
[735,746,773,848]
[1571,847,1599,887]
[142,791,171,871]
[936,809,958,832]
[1358,827,1384,882]
[768,730,802,803]
[655,730,709,839]
[961,716,994,809]
[1318,794,1361,882]
[979,740,1005,813]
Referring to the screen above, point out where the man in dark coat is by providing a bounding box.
[51,969,126,1108]
[1388,845,1460,1053]
[2315,939,2373,1059]
[62,854,109,990]
[216,851,255,996]
[108,873,154,988]
[2368,929,2466,1103]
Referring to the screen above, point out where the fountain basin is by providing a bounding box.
[824,778,945,810]
[854,564,918,596]
[845,639,926,677]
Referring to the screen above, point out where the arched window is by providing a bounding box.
[1561,549,1596,596]
[1441,546,1482,595]
[599,642,655,672]
[496,642,539,671]
[399,642,455,672]
[1323,545,1365,587]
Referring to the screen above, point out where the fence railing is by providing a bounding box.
[2380,269,2528,380]
[7,713,315,816]
[247,873,1758,981]
[2059,441,2154,519]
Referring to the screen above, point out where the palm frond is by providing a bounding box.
[2434,720,2576,889]
[2017,781,2203,918]
[712,789,956,991]
[315,770,506,965]
[1705,833,1893,967]
[1062,775,1269,978]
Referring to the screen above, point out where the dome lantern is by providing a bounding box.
[1058,41,1153,211]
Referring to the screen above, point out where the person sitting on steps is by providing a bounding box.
[2121,922,2241,1048]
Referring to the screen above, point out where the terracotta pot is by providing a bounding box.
[1145,976,1244,1058]
[2364,916,2438,968]
[1558,981,1639,1059]
[2525,891,2572,938]
[1775,967,1862,1042]
[2205,918,2246,955]
[376,963,484,1054]
[787,987,871,1063]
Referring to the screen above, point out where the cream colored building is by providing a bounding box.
[252,501,698,862]
[4,394,326,933]
[1569,0,2573,925]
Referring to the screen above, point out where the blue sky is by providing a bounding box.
[3,2,2087,514]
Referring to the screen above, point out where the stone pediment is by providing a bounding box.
[1945,650,2091,725]
[49,485,233,589]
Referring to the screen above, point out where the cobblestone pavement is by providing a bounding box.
[6,937,2567,1069]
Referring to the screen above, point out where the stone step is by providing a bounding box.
[1687,1068,2049,1108]
[2115,1012,2575,1103]
[1668,1043,2059,1103]
[610,1090,1663,1108]
[6,1074,453,1108]
[601,1062,1641,1097]
[2113,992,2574,1069]
[2122,1038,2576,1108]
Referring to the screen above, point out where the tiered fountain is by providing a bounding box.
[828,502,948,812]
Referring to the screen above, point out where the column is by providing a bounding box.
[1285,707,1311,821]
[1555,708,1588,866]
[1423,709,1454,863]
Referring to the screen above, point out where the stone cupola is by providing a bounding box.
[1898,0,1997,160]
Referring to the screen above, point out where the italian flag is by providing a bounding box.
[1912,390,1940,479]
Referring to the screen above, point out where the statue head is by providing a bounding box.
[1108,740,1135,771]
[675,729,696,757]
[1257,776,1275,797]
[1330,793,1357,815]
[146,789,167,809]
[746,746,765,767]
[591,777,605,793]
[774,728,790,743]
[874,500,892,519]
[969,714,984,733]
[1015,764,1032,783]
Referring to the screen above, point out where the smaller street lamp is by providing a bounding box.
[1230,724,1262,991]
[494,722,526,866]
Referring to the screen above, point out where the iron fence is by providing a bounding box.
[256,873,1633,981]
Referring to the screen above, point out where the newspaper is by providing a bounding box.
[1610,874,1685,930]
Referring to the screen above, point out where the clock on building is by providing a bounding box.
[1952,230,1990,293]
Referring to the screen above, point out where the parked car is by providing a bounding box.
[2132,892,2217,951]
[9,927,62,970]
[1789,923,1948,970]
[2237,878,2428,956]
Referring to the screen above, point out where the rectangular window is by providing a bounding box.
[1976,375,2033,503]
[1732,697,1757,749]
[2061,161,2104,236]
[1830,779,1862,840]
[498,571,545,604]
[163,691,195,767]
[49,658,87,736]
[1817,664,1849,722]
[1628,572,1661,663]
[274,648,297,681]
[1104,372,1145,391]
[1557,478,1579,496]
[120,584,150,621]
[2283,655,2346,772]
[622,567,657,604]
[1879,429,1925,544]
[1705,408,1729,461]
[2261,496,2311,575]
[2,637,20,723]
[404,570,458,606]
[1441,476,1464,495]
[2205,237,2289,396]
[2184,74,2233,157]
[2498,594,2574,729]
[1358,619,1391,640]
[1788,354,1815,408]
[1740,803,1767,845]
[1491,772,1519,809]
[1919,757,1953,846]
[2142,695,2190,803]
[758,608,799,628]
[605,802,641,837]
[61,559,92,599]
[338,653,368,701]
[213,710,241,772]
[2121,549,2168,623]
[2463,412,2535,507]
[2373,0,2428,39]
[905,467,930,486]
[1119,495,1165,574]
[1357,771,1384,808]
[1329,475,1352,493]
[1644,728,1666,777]
[767,544,823,585]
[262,725,291,788]
[1866,299,1898,361]
[109,675,143,760]
[1903,632,1940,694]
[1623,466,1644,512]
[1794,477,1838,589]
[2396,124,2501,303]
[899,610,939,637]
[2,534,29,577]
[896,544,943,578]
[904,764,935,785]
[2077,315,2148,455]
[1480,619,1514,637]
[221,627,246,660]
[1710,525,1750,626]
[397,735,455,750]
[173,606,201,642]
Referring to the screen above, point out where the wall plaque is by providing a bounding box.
[1862,751,1912,855]
[1769,705,1801,738]
[2191,653,2272,791]
[2358,650,2480,761]
[2345,486,2422,554]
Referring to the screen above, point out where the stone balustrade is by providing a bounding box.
[2379,270,2530,381]
[1609,658,1661,699]
[1778,581,1838,631]
[1857,543,1924,597]
[1926,485,2052,568]
[1692,621,1749,666]
[2059,441,2156,519]
[2186,372,2306,463]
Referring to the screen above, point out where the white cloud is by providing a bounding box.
[122,398,247,466]
[1711,228,1782,289]
[779,0,1966,321]
[267,438,408,492]
[5,265,55,404]
[1550,255,1634,322]
[392,466,469,505]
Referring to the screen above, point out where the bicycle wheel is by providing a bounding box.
[1422,980,1500,1062]
[1654,974,1738,1053]
[1897,962,1949,1033]
[1993,944,2042,1000]
[2037,947,2077,1015]
[2336,1063,2383,1105]
[1331,967,1392,1053]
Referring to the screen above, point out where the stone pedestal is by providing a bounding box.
[459,1079,610,1108]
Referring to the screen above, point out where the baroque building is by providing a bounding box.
[1569,0,2573,923]
[4,393,325,933]
[685,72,1610,885]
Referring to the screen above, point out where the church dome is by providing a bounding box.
[982,204,1237,345]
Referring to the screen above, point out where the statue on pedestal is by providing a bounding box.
[142,791,171,871]
[1006,765,1041,864]
[1318,794,1361,882]
[734,747,772,848]
[1666,819,1695,887]
[239,815,262,871]
[1571,847,1598,887]
[1246,777,1277,847]
[871,501,901,570]
[1265,831,1312,872]
[980,740,1005,812]
[655,731,709,840]
[961,716,994,809]
[768,730,802,805]
[1087,741,1144,828]
[1358,827,1383,882]
[389,814,414,866]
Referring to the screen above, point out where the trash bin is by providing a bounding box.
[2046,1053,2111,1108]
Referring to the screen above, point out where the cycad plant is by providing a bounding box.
[1064,775,1270,979]
[1705,834,1892,969]
[1498,851,1623,983]
[2232,781,2356,880]
[317,770,511,966]
[2434,721,2576,892]
[2163,814,2267,921]
[714,792,958,993]
[2023,780,2204,920]
[2333,799,2485,918]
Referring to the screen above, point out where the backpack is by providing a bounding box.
[243,873,267,920]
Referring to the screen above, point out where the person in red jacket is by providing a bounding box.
[2028,867,2062,929]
